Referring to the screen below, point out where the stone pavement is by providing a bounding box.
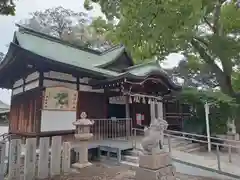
[46,163,225,180]
[133,139,240,178]
[171,149,240,177]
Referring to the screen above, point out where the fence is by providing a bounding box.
[165,130,240,166]
[90,118,132,141]
[0,118,133,179]
[0,135,72,180]
[131,128,240,178]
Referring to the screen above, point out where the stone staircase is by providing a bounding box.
[170,138,203,153]
[120,138,204,165]
[121,149,142,165]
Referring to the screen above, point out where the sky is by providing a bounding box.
[0,0,182,105]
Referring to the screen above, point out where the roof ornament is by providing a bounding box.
[136,96,140,103]
[148,98,151,104]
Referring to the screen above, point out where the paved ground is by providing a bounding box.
[132,137,240,178]
[47,163,225,180]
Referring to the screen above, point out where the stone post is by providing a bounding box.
[136,118,176,180]
[227,119,240,153]
[72,112,94,169]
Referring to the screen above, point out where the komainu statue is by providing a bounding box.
[141,118,168,155]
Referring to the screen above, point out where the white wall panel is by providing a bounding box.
[13,79,24,88]
[44,71,76,82]
[40,110,76,132]
[12,87,23,95]
[25,72,39,82]
[79,84,104,93]
[25,80,39,91]
[43,80,77,90]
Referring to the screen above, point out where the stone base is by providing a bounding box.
[227,133,240,153]
[139,152,171,170]
[136,152,176,180]
[135,165,176,180]
[72,162,92,169]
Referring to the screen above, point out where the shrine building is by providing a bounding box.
[0,24,189,138]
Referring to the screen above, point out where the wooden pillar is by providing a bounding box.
[150,100,155,124]
[157,100,163,119]
[125,96,130,118]
[29,99,33,132]
[19,104,24,132]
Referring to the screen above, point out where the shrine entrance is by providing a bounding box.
[108,104,126,118]
[107,96,126,119]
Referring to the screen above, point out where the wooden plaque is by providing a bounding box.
[43,86,78,111]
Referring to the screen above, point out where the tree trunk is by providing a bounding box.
[233,94,240,133]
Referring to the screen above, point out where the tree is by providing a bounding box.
[85,0,240,96]
[179,87,237,135]
[164,59,218,89]
[61,21,113,51]
[85,0,240,130]
[21,6,88,38]
[0,0,15,15]
[21,7,113,51]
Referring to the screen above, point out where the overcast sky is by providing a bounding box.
[0,0,182,105]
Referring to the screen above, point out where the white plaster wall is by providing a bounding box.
[40,110,76,132]
[43,80,77,90]
[25,80,39,91]
[12,87,23,95]
[13,78,24,88]
[25,72,39,82]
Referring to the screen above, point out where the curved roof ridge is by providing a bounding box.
[124,60,156,71]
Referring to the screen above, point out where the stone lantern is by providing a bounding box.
[72,112,94,169]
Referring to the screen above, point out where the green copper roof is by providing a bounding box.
[15,32,120,76]
[125,60,167,76]
[13,25,126,77]
[90,60,181,91]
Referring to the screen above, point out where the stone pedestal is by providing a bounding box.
[72,141,92,169]
[136,152,176,180]
[227,132,240,153]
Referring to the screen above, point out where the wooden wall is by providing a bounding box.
[9,88,42,133]
[77,91,107,119]
[130,103,150,128]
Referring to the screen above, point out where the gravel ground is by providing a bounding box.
[46,163,224,180]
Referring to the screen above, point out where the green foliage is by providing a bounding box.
[0,0,15,15]
[178,88,237,134]
[22,6,88,38]
[20,7,113,51]
[85,0,240,98]
[85,0,240,132]
[179,88,236,106]
[231,71,240,92]
[220,1,240,33]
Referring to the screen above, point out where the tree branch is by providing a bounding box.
[213,0,224,35]
[191,38,235,95]
[203,16,214,32]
